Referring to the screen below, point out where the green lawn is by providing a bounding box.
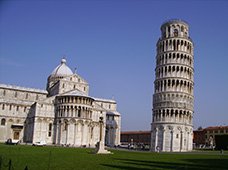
[0,144,227,170]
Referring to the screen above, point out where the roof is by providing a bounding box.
[121,131,151,135]
[204,126,228,130]
[107,111,120,116]
[51,58,73,77]
[161,19,189,28]
[58,89,93,99]
[94,97,116,103]
[0,83,47,94]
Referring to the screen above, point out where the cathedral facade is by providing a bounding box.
[0,59,121,147]
[151,20,194,152]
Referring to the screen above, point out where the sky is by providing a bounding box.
[0,0,228,131]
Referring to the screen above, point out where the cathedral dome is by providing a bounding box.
[50,58,73,77]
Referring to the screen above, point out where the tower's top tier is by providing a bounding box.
[160,19,189,39]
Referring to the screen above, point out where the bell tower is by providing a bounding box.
[151,20,194,152]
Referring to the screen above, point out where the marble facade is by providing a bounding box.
[0,59,121,147]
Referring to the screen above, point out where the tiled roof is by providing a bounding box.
[204,126,228,130]
[121,131,151,135]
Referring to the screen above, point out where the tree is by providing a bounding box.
[197,126,203,130]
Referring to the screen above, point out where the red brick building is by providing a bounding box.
[204,126,228,147]
[193,130,206,147]
[192,126,228,149]
[121,126,228,150]
[121,131,151,145]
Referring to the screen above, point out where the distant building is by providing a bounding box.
[193,126,228,150]
[151,19,194,152]
[121,131,151,145]
[193,129,206,147]
[204,126,228,149]
[0,58,121,147]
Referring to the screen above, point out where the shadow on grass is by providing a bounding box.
[101,158,228,170]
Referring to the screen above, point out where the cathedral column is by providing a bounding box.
[58,122,62,144]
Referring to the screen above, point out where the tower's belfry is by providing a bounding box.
[151,20,194,152]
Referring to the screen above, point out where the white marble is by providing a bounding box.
[0,59,121,147]
[151,20,194,152]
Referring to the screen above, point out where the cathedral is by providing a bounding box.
[0,58,121,147]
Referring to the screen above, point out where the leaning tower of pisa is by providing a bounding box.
[151,20,194,152]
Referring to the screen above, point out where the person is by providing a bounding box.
[220,149,224,154]
[156,146,160,153]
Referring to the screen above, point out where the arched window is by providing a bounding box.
[64,122,68,131]
[3,90,6,96]
[78,109,81,117]
[168,66,171,72]
[48,123,52,137]
[168,79,171,86]
[168,26,170,36]
[173,40,176,50]
[1,118,6,126]
[174,29,178,37]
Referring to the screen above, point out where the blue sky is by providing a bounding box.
[0,0,228,131]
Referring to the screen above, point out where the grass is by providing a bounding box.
[0,144,228,170]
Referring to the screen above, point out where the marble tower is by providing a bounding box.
[151,20,194,152]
